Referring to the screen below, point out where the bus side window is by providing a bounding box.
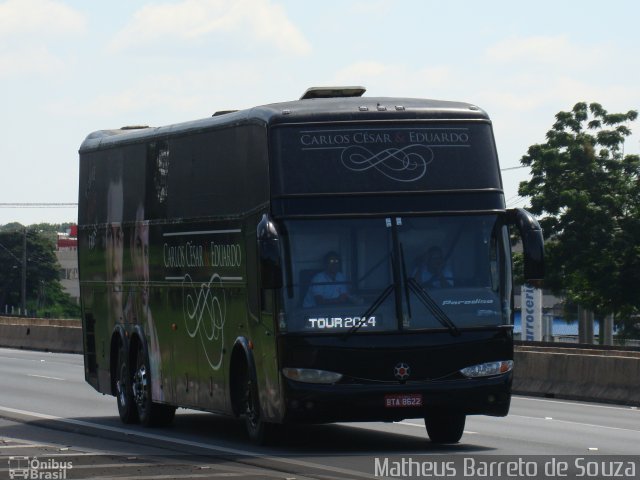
[145,141,169,220]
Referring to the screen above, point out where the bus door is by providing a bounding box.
[248,215,285,421]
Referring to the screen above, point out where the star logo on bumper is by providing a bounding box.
[394,362,411,381]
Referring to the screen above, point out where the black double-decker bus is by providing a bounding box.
[78,87,543,444]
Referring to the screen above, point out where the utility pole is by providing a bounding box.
[21,228,27,315]
[578,305,594,344]
[603,314,614,346]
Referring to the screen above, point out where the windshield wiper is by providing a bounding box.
[342,283,394,340]
[399,243,412,319]
[406,278,460,336]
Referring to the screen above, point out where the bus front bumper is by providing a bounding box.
[282,373,511,423]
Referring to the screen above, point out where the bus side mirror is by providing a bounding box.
[507,208,545,286]
[257,214,283,289]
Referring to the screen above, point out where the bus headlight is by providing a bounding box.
[460,360,513,378]
[282,368,343,384]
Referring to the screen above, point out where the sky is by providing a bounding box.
[1,0,639,225]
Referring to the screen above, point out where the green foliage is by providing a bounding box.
[0,223,79,318]
[510,248,524,287]
[518,102,640,337]
[30,280,80,318]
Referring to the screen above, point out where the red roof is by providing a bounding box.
[57,238,78,248]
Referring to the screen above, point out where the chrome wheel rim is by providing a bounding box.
[133,364,148,408]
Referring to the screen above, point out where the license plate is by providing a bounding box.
[384,393,423,408]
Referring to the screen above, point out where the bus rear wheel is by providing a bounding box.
[132,341,176,427]
[424,413,465,444]
[116,344,138,424]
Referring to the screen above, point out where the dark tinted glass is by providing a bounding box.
[272,123,501,195]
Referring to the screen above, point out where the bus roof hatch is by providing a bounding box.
[300,86,366,100]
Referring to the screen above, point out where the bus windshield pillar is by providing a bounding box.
[257,214,283,289]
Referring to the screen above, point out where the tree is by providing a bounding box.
[0,226,79,318]
[518,102,640,338]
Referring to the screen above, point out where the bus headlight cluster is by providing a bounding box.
[460,360,513,378]
[282,368,343,384]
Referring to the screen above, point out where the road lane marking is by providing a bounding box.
[27,374,65,381]
[0,444,49,449]
[509,414,640,433]
[0,405,377,479]
[396,421,478,434]
[42,462,291,478]
[402,413,639,442]
[0,435,157,458]
[515,395,640,412]
[74,474,245,479]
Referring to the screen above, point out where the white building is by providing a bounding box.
[55,227,79,303]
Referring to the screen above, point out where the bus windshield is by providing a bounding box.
[281,215,512,333]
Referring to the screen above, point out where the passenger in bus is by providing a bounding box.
[413,246,454,288]
[303,252,351,307]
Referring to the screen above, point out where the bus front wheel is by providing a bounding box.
[242,369,274,444]
[424,413,465,444]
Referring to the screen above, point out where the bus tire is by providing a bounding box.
[132,340,176,427]
[116,344,139,424]
[242,366,273,445]
[424,413,465,444]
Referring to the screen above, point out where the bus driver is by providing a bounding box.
[303,252,351,307]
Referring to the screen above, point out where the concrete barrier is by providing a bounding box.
[514,345,640,406]
[0,316,82,354]
[1,317,638,405]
